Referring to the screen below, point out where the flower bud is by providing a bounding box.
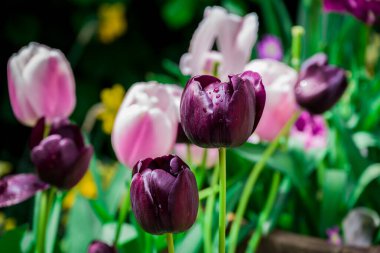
[294,53,347,114]
[7,42,76,126]
[180,71,265,148]
[87,241,116,253]
[0,174,48,207]
[130,155,198,234]
[31,118,93,189]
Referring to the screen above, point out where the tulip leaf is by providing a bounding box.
[45,191,63,253]
[99,222,137,246]
[320,169,348,234]
[0,225,27,253]
[176,223,203,253]
[348,164,380,209]
[64,195,103,253]
[89,199,113,223]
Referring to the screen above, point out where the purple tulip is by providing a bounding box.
[0,174,49,208]
[30,118,93,189]
[323,0,380,25]
[87,241,116,253]
[294,53,347,114]
[130,155,198,234]
[180,71,265,148]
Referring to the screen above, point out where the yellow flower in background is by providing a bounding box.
[98,84,125,134]
[63,171,97,209]
[366,33,380,76]
[98,2,127,44]
[0,213,16,232]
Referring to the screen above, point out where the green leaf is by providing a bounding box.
[99,222,137,246]
[320,169,348,234]
[45,191,63,253]
[64,195,103,253]
[349,164,380,208]
[0,225,27,253]
[89,200,113,223]
[176,223,202,253]
[162,0,196,29]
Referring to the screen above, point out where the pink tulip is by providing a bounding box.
[245,59,298,141]
[174,144,218,168]
[7,42,76,126]
[180,6,258,80]
[111,82,179,168]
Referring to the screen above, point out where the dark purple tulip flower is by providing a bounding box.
[88,241,117,253]
[294,53,347,114]
[130,155,198,235]
[0,174,48,208]
[30,118,93,189]
[323,0,380,25]
[180,71,265,148]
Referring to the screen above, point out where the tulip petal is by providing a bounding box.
[168,169,199,233]
[0,174,49,208]
[29,117,46,149]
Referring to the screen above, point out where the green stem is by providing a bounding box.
[36,189,52,253]
[166,233,175,253]
[228,112,300,253]
[113,187,131,246]
[203,163,220,253]
[291,26,305,71]
[196,149,209,189]
[199,185,219,200]
[246,172,281,253]
[219,147,227,253]
[186,144,193,166]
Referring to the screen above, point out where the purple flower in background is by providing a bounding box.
[291,112,327,150]
[257,35,283,61]
[326,226,342,245]
[323,0,380,25]
[180,71,265,148]
[294,53,348,114]
[130,155,198,235]
[88,241,116,253]
[31,118,93,189]
[0,174,48,208]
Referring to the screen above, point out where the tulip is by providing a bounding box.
[290,112,327,150]
[87,241,116,253]
[245,59,297,141]
[180,6,258,80]
[180,71,265,148]
[130,155,198,234]
[0,174,48,208]
[294,53,348,114]
[31,118,93,189]
[111,82,179,168]
[7,42,76,126]
[323,0,380,25]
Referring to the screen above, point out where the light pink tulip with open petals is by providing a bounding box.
[180,6,258,80]
[7,42,76,126]
[111,82,179,168]
[245,59,298,141]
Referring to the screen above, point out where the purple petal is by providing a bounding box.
[50,119,85,149]
[0,174,49,208]
[168,168,199,233]
[29,117,46,149]
[88,240,116,253]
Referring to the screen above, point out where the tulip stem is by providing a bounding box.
[227,112,300,253]
[204,163,220,253]
[36,189,51,253]
[291,26,305,71]
[245,172,281,253]
[219,147,227,253]
[166,233,175,253]
[113,186,131,247]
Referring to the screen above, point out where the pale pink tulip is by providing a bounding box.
[245,59,298,141]
[7,42,76,126]
[111,82,179,168]
[174,144,218,168]
[180,6,258,80]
